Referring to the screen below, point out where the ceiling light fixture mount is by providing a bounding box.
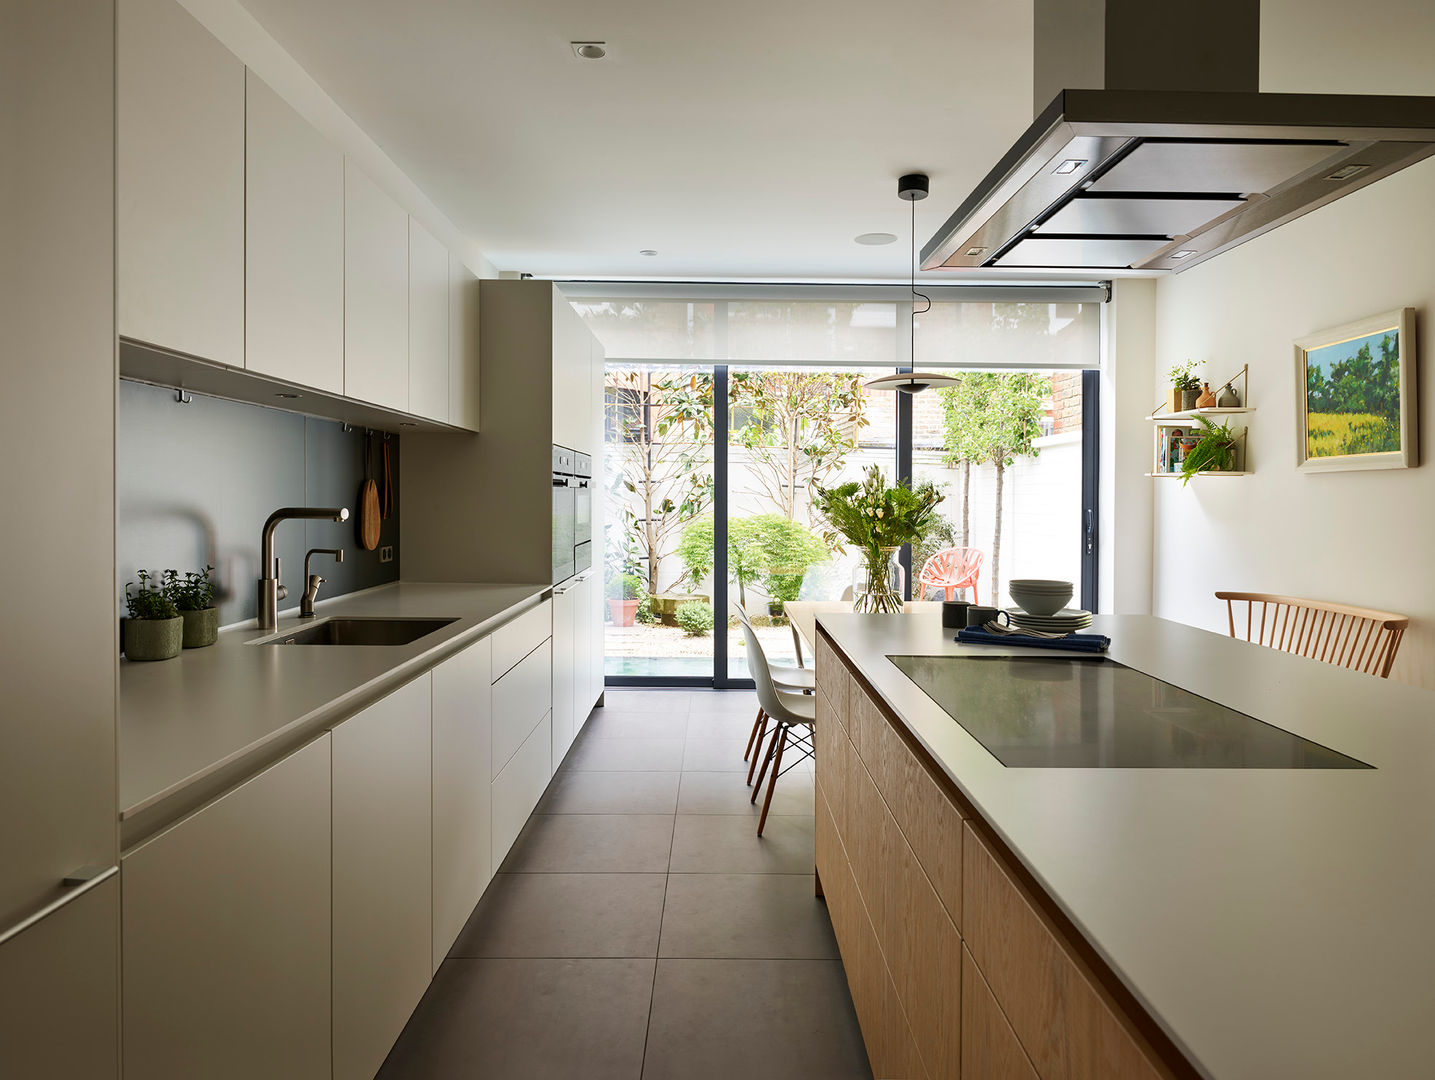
[570,41,607,60]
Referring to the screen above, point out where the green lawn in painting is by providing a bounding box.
[1304,328,1401,458]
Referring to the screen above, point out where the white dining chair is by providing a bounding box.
[732,603,814,771]
[739,614,815,835]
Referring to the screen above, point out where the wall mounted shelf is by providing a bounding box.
[1149,364,1252,479]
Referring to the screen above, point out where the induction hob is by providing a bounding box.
[888,654,1371,769]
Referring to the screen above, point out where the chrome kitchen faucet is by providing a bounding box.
[258,506,349,630]
[300,548,345,617]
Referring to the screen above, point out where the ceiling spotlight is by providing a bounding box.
[1054,158,1088,175]
[1169,249,1197,260]
[639,249,658,257]
[854,232,897,246]
[571,41,607,59]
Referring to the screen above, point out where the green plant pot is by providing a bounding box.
[181,606,219,648]
[123,616,183,661]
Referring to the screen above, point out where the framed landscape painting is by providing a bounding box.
[1294,308,1418,473]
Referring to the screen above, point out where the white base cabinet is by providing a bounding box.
[493,712,553,871]
[333,675,433,1080]
[121,736,332,1080]
[552,584,578,770]
[432,637,493,973]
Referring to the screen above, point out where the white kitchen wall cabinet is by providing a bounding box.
[552,583,579,770]
[117,0,244,366]
[409,217,450,422]
[245,69,343,393]
[450,256,481,430]
[332,674,433,1080]
[0,876,119,1080]
[121,736,332,1080]
[551,289,594,451]
[492,712,553,871]
[432,636,493,973]
[344,160,410,411]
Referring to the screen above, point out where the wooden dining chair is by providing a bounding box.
[1215,592,1409,679]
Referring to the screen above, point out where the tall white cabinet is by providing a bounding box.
[117,0,244,365]
[344,161,411,411]
[244,69,344,393]
[409,218,451,422]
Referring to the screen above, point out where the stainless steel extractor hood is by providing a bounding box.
[920,89,1435,274]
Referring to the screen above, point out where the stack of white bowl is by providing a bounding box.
[1007,579,1092,632]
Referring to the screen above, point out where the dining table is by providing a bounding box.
[782,599,944,663]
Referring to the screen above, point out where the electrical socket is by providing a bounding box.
[379,545,394,564]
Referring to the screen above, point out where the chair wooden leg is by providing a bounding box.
[743,707,766,763]
[757,726,788,836]
[746,713,770,785]
[751,725,781,802]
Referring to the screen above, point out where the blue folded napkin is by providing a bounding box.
[955,625,1110,653]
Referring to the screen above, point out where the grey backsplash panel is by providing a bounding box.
[118,380,400,626]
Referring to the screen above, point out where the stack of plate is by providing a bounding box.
[1010,608,1093,633]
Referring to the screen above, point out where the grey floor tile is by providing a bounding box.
[601,690,694,713]
[687,692,762,715]
[668,814,815,875]
[500,814,675,874]
[686,710,764,741]
[585,710,691,739]
[378,958,654,1080]
[539,769,681,814]
[677,770,815,817]
[566,736,687,772]
[641,959,871,1080]
[681,736,751,772]
[659,874,838,960]
[451,873,667,958]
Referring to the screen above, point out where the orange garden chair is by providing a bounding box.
[918,547,984,603]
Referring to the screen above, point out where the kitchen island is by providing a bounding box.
[814,611,1435,1080]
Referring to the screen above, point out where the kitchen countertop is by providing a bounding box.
[818,611,1435,1080]
[120,582,549,844]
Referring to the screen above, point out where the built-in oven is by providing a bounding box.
[573,452,592,574]
[552,446,576,584]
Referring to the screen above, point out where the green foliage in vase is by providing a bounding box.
[811,465,943,571]
[125,569,179,621]
[1179,415,1240,485]
[1168,360,1201,391]
[169,565,216,611]
[675,601,714,636]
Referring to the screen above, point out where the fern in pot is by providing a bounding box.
[1180,416,1240,485]
[123,570,183,661]
[170,565,219,648]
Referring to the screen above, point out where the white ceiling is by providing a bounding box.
[238,0,1035,281]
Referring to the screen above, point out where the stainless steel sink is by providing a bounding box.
[258,617,458,646]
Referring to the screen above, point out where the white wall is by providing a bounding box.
[1101,279,1156,616]
[1145,1,1435,689]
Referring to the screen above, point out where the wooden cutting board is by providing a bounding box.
[358,434,380,550]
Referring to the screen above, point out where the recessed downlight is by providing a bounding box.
[854,232,897,246]
[1169,249,1198,260]
[571,41,607,59]
[1054,158,1088,175]
[639,249,658,256]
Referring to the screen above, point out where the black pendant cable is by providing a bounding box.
[898,173,931,385]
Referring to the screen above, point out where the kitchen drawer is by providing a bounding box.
[492,712,552,869]
[963,824,1167,1080]
[962,944,1037,1080]
[492,639,552,778]
[814,692,846,836]
[492,600,552,679]
[844,747,894,956]
[815,632,847,734]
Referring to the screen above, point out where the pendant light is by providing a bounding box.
[865,172,959,395]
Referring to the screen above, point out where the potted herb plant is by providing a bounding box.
[607,572,645,627]
[812,465,942,614]
[123,570,183,661]
[170,565,219,648]
[1168,361,1202,412]
[1179,415,1240,485]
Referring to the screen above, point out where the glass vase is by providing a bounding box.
[852,546,904,614]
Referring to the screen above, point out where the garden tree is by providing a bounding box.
[727,370,867,532]
[607,366,715,596]
[941,372,1049,604]
[675,513,827,609]
[937,376,975,546]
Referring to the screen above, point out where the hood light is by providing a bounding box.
[1054,158,1087,174]
[1169,249,1197,260]
[1326,163,1369,181]
[965,246,986,257]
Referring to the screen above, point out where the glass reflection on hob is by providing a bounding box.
[888,654,1371,769]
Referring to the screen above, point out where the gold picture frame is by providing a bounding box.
[1293,307,1417,473]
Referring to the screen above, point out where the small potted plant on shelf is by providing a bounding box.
[607,572,645,627]
[123,570,182,661]
[169,565,219,648]
[1167,361,1202,412]
[1179,415,1240,485]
